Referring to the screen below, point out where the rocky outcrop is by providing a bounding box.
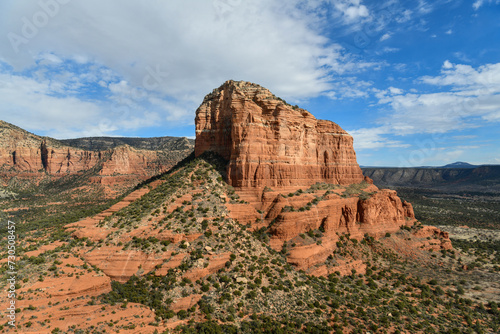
[13,248,160,334]
[266,188,415,245]
[0,120,193,191]
[194,80,416,222]
[195,80,364,188]
[412,225,452,251]
[81,247,169,283]
[194,80,440,274]
[2,139,100,174]
[357,190,414,226]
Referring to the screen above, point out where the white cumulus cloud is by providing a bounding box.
[472,0,500,10]
[0,0,381,137]
[378,62,500,135]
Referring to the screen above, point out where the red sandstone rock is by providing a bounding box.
[9,251,161,334]
[268,189,415,246]
[412,225,452,250]
[357,190,406,226]
[195,80,365,188]
[171,294,203,312]
[195,81,426,274]
[364,175,374,184]
[403,200,415,219]
[0,120,190,192]
[182,252,231,282]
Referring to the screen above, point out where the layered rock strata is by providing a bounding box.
[0,120,192,190]
[194,80,451,273]
[195,80,365,188]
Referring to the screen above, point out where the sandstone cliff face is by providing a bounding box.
[0,120,192,191]
[195,80,364,188]
[194,80,417,231]
[194,80,451,274]
[1,139,101,174]
[268,189,413,242]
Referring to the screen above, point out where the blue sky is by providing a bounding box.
[0,0,499,166]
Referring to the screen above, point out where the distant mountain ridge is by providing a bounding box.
[361,161,493,169]
[441,161,477,168]
[60,136,194,152]
[362,164,500,193]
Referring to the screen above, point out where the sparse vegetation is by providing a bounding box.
[2,149,499,333]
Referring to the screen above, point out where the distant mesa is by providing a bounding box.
[362,162,500,192]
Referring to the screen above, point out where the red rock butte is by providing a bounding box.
[192,81,446,276]
[195,80,365,188]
